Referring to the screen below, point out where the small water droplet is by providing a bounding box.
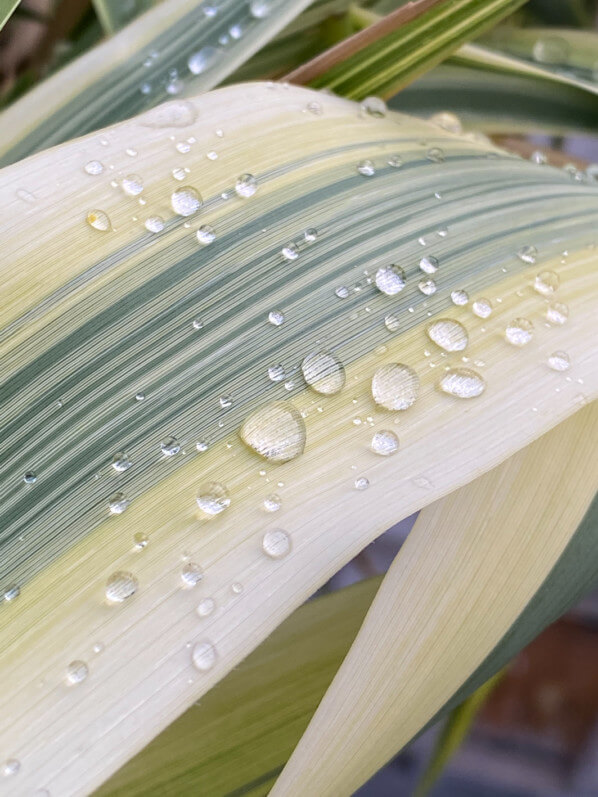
[517,245,537,265]
[109,492,130,514]
[354,476,369,490]
[384,314,400,332]
[533,35,570,65]
[85,160,104,175]
[375,264,406,296]
[429,111,463,135]
[530,150,547,165]
[192,640,217,671]
[419,255,439,274]
[196,482,230,515]
[282,243,299,260]
[112,452,132,472]
[86,210,111,231]
[197,598,215,617]
[548,351,570,371]
[427,319,469,352]
[2,759,20,777]
[427,147,445,163]
[262,529,291,558]
[534,270,559,296]
[264,493,282,512]
[135,391,146,402]
[121,175,143,196]
[133,532,148,550]
[240,401,306,462]
[357,159,375,177]
[145,216,165,233]
[93,641,105,654]
[301,351,345,395]
[546,302,568,325]
[66,660,88,685]
[438,367,486,398]
[171,186,202,216]
[303,228,318,243]
[196,440,209,453]
[505,318,533,346]
[451,289,469,306]
[268,309,285,326]
[372,364,419,410]
[418,278,437,296]
[219,395,233,409]
[361,97,387,118]
[172,167,186,181]
[181,562,203,587]
[161,436,181,456]
[235,174,257,197]
[166,78,184,95]
[3,584,20,602]
[371,430,399,456]
[105,571,138,602]
[335,286,349,299]
[387,154,403,168]
[268,364,285,382]
[192,318,204,330]
[250,0,271,16]
[306,100,322,115]
[176,141,191,153]
[23,471,37,484]
[472,298,492,318]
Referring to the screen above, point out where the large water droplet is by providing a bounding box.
[438,368,486,398]
[105,571,138,602]
[181,562,203,587]
[548,351,570,371]
[188,45,220,75]
[282,243,299,261]
[85,160,104,175]
[87,210,111,231]
[427,319,469,352]
[371,429,399,456]
[192,640,217,671]
[109,492,130,514]
[66,660,89,685]
[161,436,180,456]
[472,298,492,318]
[546,302,568,325]
[301,351,345,395]
[505,318,533,346]
[23,471,37,484]
[375,264,406,296]
[451,289,469,306]
[534,270,559,296]
[419,255,439,274]
[361,97,387,118]
[533,35,570,65]
[235,174,257,198]
[112,452,132,472]
[171,187,202,216]
[240,402,306,462]
[372,364,419,410]
[357,159,375,177]
[121,175,144,196]
[268,309,285,326]
[196,482,230,515]
[262,529,291,559]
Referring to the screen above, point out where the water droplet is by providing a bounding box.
[85,160,104,175]
[262,529,291,559]
[121,175,143,196]
[282,243,299,260]
[109,492,130,514]
[419,255,439,275]
[231,582,243,594]
[546,302,568,325]
[196,482,230,515]
[375,264,406,296]
[87,210,111,231]
[451,289,469,306]
[426,147,445,163]
[250,0,271,17]
[335,286,349,299]
[235,174,257,198]
[372,364,419,410]
[105,571,138,602]
[3,584,20,602]
[354,476,369,490]
[472,298,492,318]
[268,364,285,382]
[357,159,375,177]
[360,97,387,118]
[145,216,165,233]
[264,493,281,512]
[371,430,399,456]
[193,223,216,246]
[192,318,204,330]
[133,532,148,550]
[548,351,570,371]
[427,319,469,352]
[171,187,202,216]
[517,245,537,265]
[303,228,318,243]
[135,391,146,402]
[196,440,209,453]
[2,759,20,777]
[530,150,547,165]
[181,562,203,587]
[438,368,485,398]
[176,141,191,154]
[219,395,233,409]
[23,471,37,484]
[268,309,285,326]
[534,270,559,296]
[172,167,186,181]
[240,402,306,462]
[192,640,217,671]
[505,318,534,346]
[384,313,400,332]
[387,154,403,168]
[429,111,463,135]
[161,436,181,456]
[140,101,198,128]
[533,35,570,65]
[197,598,215,617]
[66,660,88,685]
[112,452,132,472]
[301,351,345,395]
[418,278,437,296]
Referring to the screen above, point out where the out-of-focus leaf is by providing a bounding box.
[92,0,157,35]
[0,0,21,33]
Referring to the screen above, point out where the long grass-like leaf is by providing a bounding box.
[1,83,597,792]
[92,0,157,35]
[0,0,20,33]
